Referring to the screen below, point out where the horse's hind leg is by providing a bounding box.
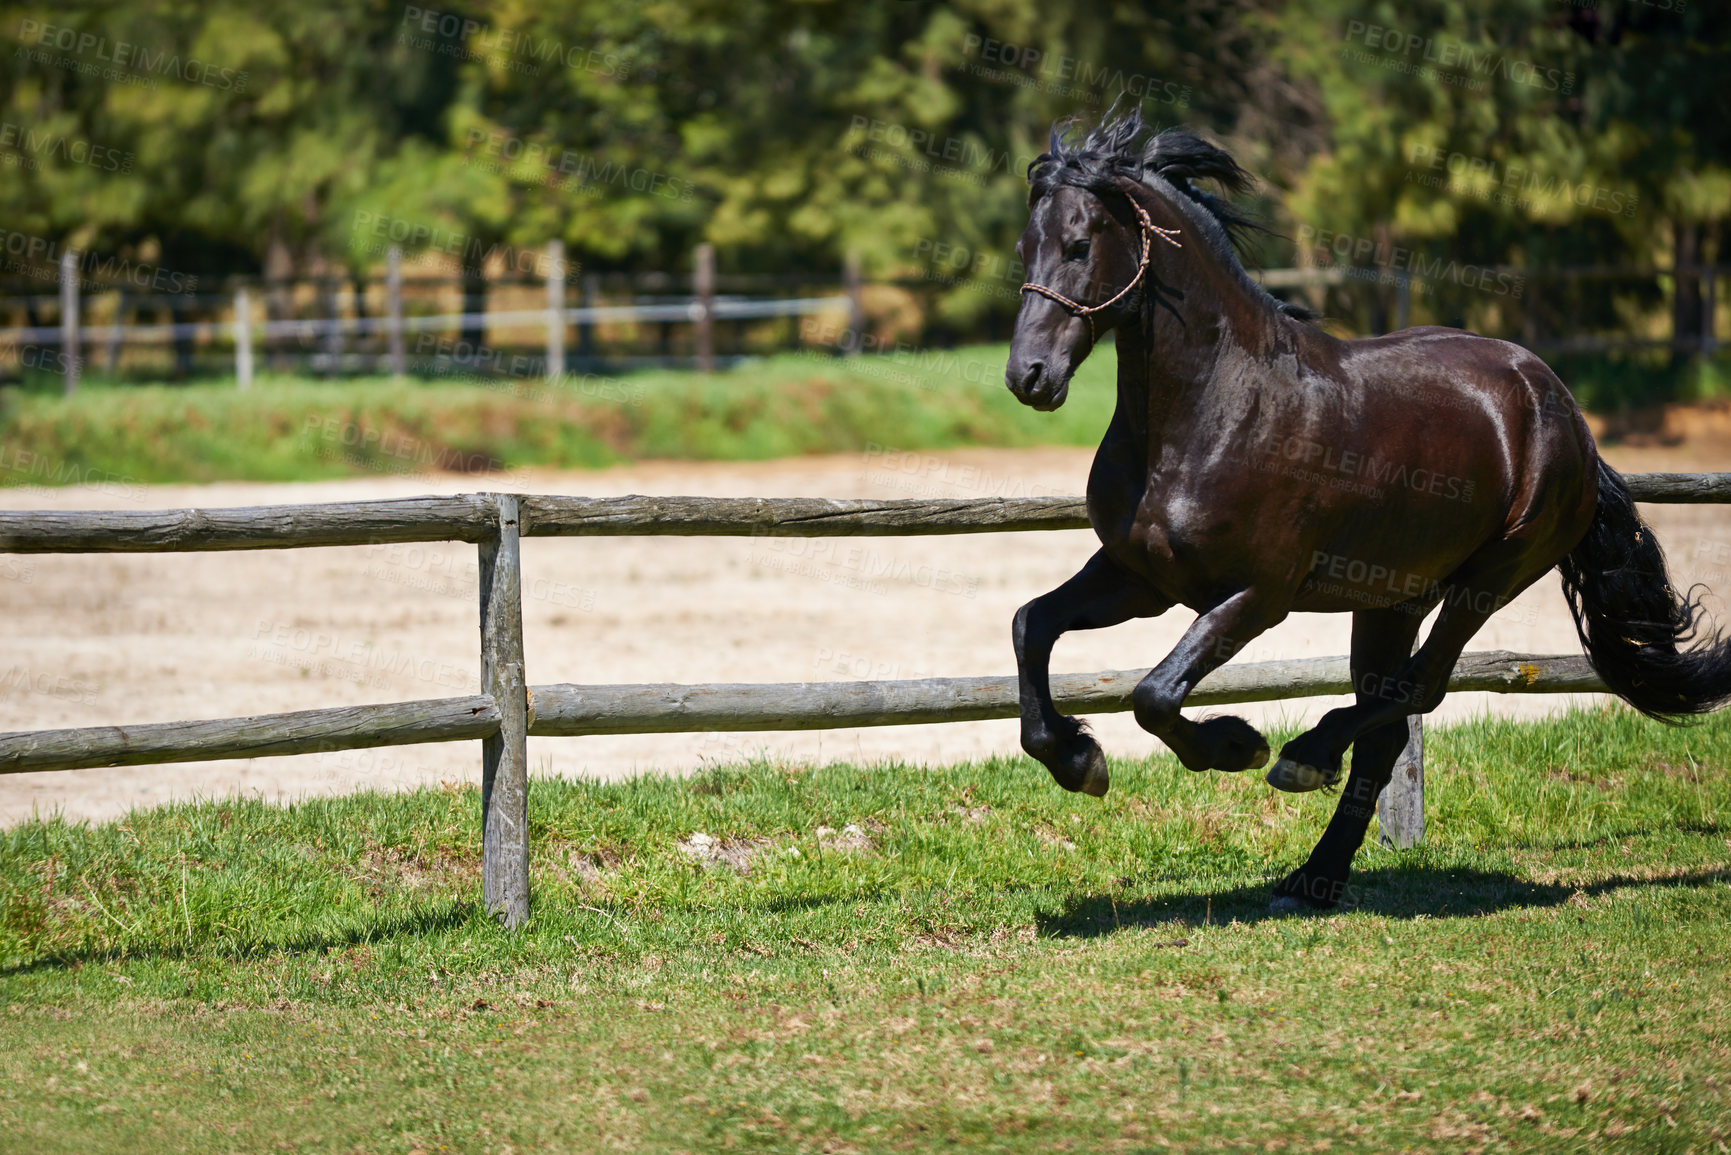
[1269,605,1424,913]
[1015,550,1171,796]
[1270,538,1550,791]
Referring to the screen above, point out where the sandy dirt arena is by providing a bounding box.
[3,425,1729,827]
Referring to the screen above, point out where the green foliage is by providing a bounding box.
[0,707,1728,1148]
[1,3,1727,400]
[1266,0,1730,347]
[0,3,1348,297]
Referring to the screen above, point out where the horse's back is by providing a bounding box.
[1335,324,1598,539]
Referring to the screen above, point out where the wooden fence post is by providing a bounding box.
[546,239,566,379]
[105,287,126,375]
[844,250,864,356]
[324,279,343,376]
[478,493,530,928]
[1703,265,1718,359]
[234,288,253,390]
[694,242,715,373]
[578,272,599,361]
[1377,716,1424,849]
[387,246,406,378]
[59,249,79,394]
[1376,629,1424,849]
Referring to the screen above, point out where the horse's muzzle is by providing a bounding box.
[1006,360,1070,411]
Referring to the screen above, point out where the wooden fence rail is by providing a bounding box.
[0,473,1724,926]
[525,651,1606,737]
[0,697,501,775]
[2,473,1726,554]
[0,652,1604,776]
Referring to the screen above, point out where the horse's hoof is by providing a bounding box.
[1078,747,1110,797]
[1204,741,1270,774]
[1192,715,1271,774]
[1267,895,1308,916]
[1265,757,1337,793]
[1033,731,1110,796]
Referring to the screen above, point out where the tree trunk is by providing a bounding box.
[1368,223,1391,335]
[462,264,487,356]
[170,293,195,379]
[266,230,294,373]
[1673,220,1702,372]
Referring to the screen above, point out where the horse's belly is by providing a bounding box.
[1285,512,1496,614]
[1132,493,1490,614]
[1288,556,1455,614]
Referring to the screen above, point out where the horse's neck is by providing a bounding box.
[1111,264,1288,462]
[1086,321,1171,525]
[1103,316,1212,471]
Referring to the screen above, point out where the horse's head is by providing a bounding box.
[1007,115,1287,412]
[1006,180,1178,412]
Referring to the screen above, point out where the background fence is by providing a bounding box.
[0,243,865,391]
[2,243,1724,391]
[3,471,1726,926]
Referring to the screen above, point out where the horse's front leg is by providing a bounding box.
[1131,588,1286,774]
[1014,551,1171,796]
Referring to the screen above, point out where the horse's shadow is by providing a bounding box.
[10,863,1727,975]
[1038,863,1731,938]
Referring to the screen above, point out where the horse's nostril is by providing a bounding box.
[1019,362,1045,395]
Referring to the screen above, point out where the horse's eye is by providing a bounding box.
[1064,240,1091,262]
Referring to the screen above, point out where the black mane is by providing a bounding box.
[1027,111,1315,323]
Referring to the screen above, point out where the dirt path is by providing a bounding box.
[4,429,1728,826]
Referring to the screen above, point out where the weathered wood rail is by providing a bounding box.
[0,697,501,775]
[0,473,1722,926]
[0,651,1603,773]
[525,651,1605,736]
[2,471,1721,554]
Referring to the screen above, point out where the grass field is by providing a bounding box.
[0,345,1117,487]
[6,344,1731,490]
[2,707,1728,1151]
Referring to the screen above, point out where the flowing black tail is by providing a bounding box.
[1558,460,1731,721]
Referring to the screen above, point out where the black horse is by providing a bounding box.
[1005,112,1731,913]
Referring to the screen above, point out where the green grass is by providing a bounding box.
[0,344,1116,487]
[8,343,1730,490]
[2,706,1729,1151]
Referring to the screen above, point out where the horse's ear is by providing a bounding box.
[1112,178,1153,220]
[1048,116,1080,157]
[1086,100,1143,157]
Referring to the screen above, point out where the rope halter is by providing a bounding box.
[1019,196,1183,343]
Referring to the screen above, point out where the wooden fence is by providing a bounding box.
[2,471,1727,926]
[1,242,866,392]
[8,252,1723,392]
